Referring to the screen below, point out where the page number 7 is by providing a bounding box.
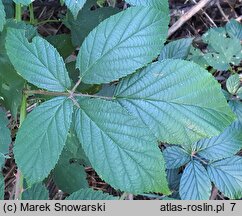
[230,203,236,211]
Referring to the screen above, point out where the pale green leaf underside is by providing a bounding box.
[207,156,242,199]
[226,19,242,40]
[159,38,193,61]
[65,0,87,18]
[115,59,235,145]
[76,6,169,84]
[74,98,170,194]
[0,109,11,157]
[163,146,190,169]
[66,188,118,200]
[13,0,33,5]
[0,0,6,31]
[22,183,49,200]
[126,0,169,13]
[229,100,242,122]
[226,74,240,95]
[6,28,71,92]
[0,174,4,200]
[179,160,211,200]
[14,97,73,183]
[203,29,242,70]
[194,121,242,161]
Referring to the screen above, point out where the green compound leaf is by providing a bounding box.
[159,38,193,61]
[76,6,169,84]
[125,0,169,14]
[202,28,242,70]
[6,28,71,92]
[115,60,235,145]
[226,74,240,95]
[0,173,4,200]
[0,108,11,168]
[53,129,89,194]
[22,183,49,200]
[74,98,170,194]
[14,97,73,183]
[179,160,211,200]
[66,188,118,200]
[163,146,190,169]
[226,19,242,40]
[207,156,242,199]
[13,0,33,5]
[0,0,6,32]
[194,121,242,161]
[64,0,87,19]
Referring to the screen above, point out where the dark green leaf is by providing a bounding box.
[0,57,24,118]
[0,108,10,167]
[159,38,193,60]
[207,156,242,199]
[53,129,89,194]
[237,87,242,99]
[14,97,73,183]
[46,34,74,60]
[125,0,169,14]
[66,188,118,200]
[194,121,242,161]
[0,173,4,200]
[13,0,32,5]
[65,0,87,19]
[229,100,242,122]
[226,19,242,40]
[226,74,240,95]
[6,28,71,92]
[76,6,169,84]
[2,0,14,18]
[179,160,211,200]
[187,46,208,68]
[0,0,6,31]
[163,146,190,169]
[166,169,181,191]
[66,61,101,95]
[115,60,235,145]
[202,28,242,70]
[74,98,170,194]
[65,3,119,47]
[22,183,49,200]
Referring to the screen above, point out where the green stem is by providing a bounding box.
[29,3,35,24]
[14,94,27,200]
[24,89,114,100]
[20,94,27,126]
[15,4,22,22]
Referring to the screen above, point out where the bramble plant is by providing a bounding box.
[0,0,242,200]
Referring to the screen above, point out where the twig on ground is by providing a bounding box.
[210,186,218,200]
[168,0,212,37]
[216,0,229,21]
[191,0,217,27]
